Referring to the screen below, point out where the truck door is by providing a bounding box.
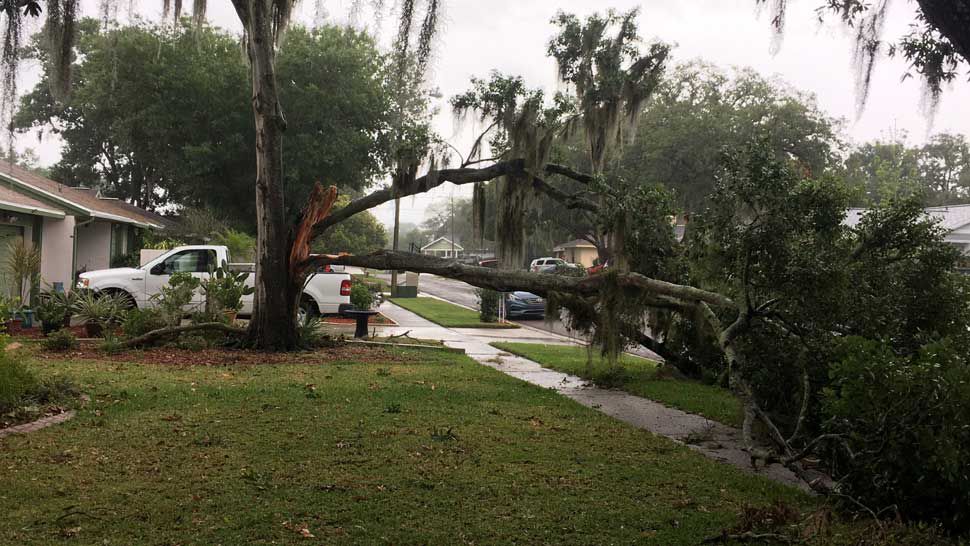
[146,249,217,311]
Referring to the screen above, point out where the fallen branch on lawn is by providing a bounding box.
[118,323,247,349]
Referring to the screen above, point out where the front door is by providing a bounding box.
[145,249,216,311]
[0,224,24,298]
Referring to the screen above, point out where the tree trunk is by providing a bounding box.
[235,0,298,350]
[496,174,528,270]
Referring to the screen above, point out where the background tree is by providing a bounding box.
[17,21,392,230]
[919,133,970,205]
[311,196,387,255]
[548,8,670,268]
[619,62,841,213]
[841,136,923,205]
[840,132,970,206]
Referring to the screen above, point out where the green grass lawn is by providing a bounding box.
[352,273,389,292]
[0,347,807,545]
[389,296,519,329]
[492,342,743,427]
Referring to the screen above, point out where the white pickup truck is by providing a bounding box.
[76,245,352,320]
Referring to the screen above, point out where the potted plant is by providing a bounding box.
[202,267,254,323]
[51,290,77,328]
[73,291,124,338]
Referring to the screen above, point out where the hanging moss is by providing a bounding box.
[45,0,78,103]
[548,272,654,371]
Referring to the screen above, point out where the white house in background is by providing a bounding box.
[420,237,463,258]
[0,161,166,295]
[845,205,970,255]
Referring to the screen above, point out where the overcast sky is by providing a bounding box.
[18,0,970,229]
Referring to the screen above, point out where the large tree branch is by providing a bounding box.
[309,250,735,308]
[311,159,596,238]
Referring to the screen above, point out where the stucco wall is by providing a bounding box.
[555,246,598,267]
[40,215,75,291]
[75,220,112,274]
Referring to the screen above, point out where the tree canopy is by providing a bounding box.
[16,20,393,230]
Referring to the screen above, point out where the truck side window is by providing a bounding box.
[152,250,217,275]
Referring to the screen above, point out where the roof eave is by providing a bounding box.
[0,199,65,218]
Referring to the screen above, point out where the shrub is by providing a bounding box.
[35,291,68,335]
[297,317,337,349]
[349,279,374,310]
[552,263,586,277]
[822,337,970,533]
[152,272,201,326]
[201,267,253,313]
[0,347,37,413]
[110,251,140,268]
[121,307,167,338]
[27,376,79,406]
[41,328,79,352]
[477,288,500,322]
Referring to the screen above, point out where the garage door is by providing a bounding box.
[0,224,24,297]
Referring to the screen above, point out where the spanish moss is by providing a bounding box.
[45,0,77,103]
[0,0,23,162]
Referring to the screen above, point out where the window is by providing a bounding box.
[153,249,215,275]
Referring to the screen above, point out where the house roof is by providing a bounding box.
[846,205,970,232]
[0,161,165,228]
[110,199,179,229]
[553,239,596,251]
[420,236,463,251]
[925,204,970,232]
[0,182,66,218]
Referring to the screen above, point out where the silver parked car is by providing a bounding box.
[529,257,579,273]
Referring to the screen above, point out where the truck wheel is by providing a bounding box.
[298,298,319,325]
[107,290,136,310]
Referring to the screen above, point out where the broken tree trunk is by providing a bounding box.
[233,0,297,350]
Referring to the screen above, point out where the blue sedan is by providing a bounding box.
[506,291,545,318]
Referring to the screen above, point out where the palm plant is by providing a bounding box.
[73,291,125,338]
[6,240,40,306]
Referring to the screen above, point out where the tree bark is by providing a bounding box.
[496,174,528,269]
[233,0,298,350]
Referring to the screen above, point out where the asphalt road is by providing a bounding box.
[414,274,588,340]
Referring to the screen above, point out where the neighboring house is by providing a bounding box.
[420,237,463,258]
[845,205,970,255]
[0,161,165,294]
[552,239,598,267]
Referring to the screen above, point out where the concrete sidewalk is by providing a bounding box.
[322,300,812,492]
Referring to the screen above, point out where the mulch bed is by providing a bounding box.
[10,325,87,340]
[33,341,420,367]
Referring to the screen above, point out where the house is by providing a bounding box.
[420,237,463,258]
[552,239,599,267]
[0,161,165,294]
[845,205,970,255]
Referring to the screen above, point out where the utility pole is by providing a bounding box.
[391,196,400,295]
[450,192,456,258]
